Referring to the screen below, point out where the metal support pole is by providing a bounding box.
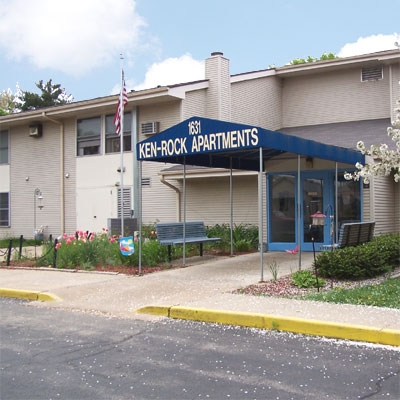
[230,157,233,257]
[138,161,142,275]
[297,155,302,269]
[258,147,264,282]
[335,162,339,243]
[6,240,12,266]
[53,238,58,268]
[19,235,23,260]
[183,157,186,266]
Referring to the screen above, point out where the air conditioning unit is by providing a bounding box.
[107,218,138,236]
[141,121,159,135]
[29,124,42,138]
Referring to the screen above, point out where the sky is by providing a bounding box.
[0,0,399,102]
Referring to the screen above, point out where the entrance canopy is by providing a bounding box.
[136,116,364,277]
[137,116,364,168]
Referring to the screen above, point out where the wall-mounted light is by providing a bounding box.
[37,193,44,210]
[33,188,44,246]
[65,173,70,178]
[25,176,29,181]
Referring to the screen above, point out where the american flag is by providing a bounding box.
[114,70,128,135]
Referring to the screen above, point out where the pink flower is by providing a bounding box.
[66,238,72,245]
[55,243,62,250]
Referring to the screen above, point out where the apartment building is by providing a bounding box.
[0,49,399,251]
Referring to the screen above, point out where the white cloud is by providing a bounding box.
[133,54,205,91]
[0,0,146,76]
[338,33,400,57]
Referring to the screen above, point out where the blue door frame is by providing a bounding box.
[267,171,335,252]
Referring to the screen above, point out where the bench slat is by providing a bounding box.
[156,221,221,261]
[320,222,375,251]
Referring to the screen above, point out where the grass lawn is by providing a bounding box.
[301,277,400,309]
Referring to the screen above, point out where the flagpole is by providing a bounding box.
[119,56,125,237]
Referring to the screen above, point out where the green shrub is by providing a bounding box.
[205,223,231,249]
[315,233,399,280]
[36,223,259,269]
[206,223,258,251]
[119,240,168,267]
[39,230,122,269]
[234,239,251,252]
[291,270,326,288]
[0,236,45,248]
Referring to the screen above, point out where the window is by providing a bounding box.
[77,117,101,156]
[105,113,131,153]
[0,193,10,227]
[335,174,361,225]
[0,130,9,164]
[269,175,295,243]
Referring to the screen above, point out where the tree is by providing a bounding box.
[289,52,338,65]
[16,79,73,111]
[0,88,17,115]
[344,99,400,184]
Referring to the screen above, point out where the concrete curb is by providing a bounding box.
[0,287,62,302]
[136,305,400,347]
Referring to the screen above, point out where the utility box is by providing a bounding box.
[107,218,138,236]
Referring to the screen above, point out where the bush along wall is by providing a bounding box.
[37,223,260,269]
[315,233,400,280]
[205,223,259,252]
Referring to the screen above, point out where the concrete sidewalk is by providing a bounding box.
[1,252,399,347]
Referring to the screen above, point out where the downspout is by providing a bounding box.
[42,112,65,234]
[389,65,393,122]
[159,174,182,221]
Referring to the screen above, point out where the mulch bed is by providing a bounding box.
[234,272,397,297]
[1,260,185,276]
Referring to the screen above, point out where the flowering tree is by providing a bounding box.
[345,99,400,184]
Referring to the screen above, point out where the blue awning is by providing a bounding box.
[137,116,364,170]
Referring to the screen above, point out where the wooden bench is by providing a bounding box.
[320,221,375,251]
[156,221,221,262]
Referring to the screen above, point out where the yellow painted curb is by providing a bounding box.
[135,305,400,347]
[0,288,61,302]
[136,305,171,317]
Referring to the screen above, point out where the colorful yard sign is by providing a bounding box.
[119,236,134,256]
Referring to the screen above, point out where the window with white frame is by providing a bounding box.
[0,130,9,164]
[105,112,131,153]
[77,116,101,156]
[0,192,10,227]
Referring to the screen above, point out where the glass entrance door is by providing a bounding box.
[303,177,324,244]
[268,171,361,251]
